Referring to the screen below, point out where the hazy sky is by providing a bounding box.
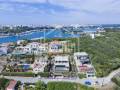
[0,0,120,25]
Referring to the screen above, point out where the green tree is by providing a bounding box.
[35,81,46,90]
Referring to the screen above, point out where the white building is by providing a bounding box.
[17,40,26,45]
[12,46,30,55]
[49,41,68,54]
[0,46,8,55]
[26,42,48,55]
[53,55,69,72]
[32,57,47,73]
[13,42,48,55]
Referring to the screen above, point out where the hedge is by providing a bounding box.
[38,72,49,77]
[1,72,35,77]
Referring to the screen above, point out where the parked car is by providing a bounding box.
[85,81,91,85]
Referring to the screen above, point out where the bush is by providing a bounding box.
[112,77,120,86]
[0,78,10,89]
[2,72,35,77]
[78,73,86,79]
[38,72,49,77]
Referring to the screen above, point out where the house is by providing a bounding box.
[48,41,68,54]
[0,46,8,55]
[6,80,17,90]
[12,46,30,55]
[74,52,95,78]
[74,52,90,65]
[32,57,47,73]
[26,42,48,55]
[12,42,48,55]
[53,55,69,72]
[17,40,26,45]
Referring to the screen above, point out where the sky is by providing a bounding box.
[0,0,120,25]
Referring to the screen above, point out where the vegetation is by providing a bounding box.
[112,76,120,87]
[47,82,94,90]
[65,32,120,77]
[0,78,10,90]
[78,73,86,79]
[35,81,46,90]
[2,72,50,77]
[2,72,35,77]
[23,81,94,90]
[38,72,50,77]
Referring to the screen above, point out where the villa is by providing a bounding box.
[74,52,90,65]
[0,46,9,55]
[53,55,70,72]
[32,57,47,73]
[74,52,95,78]
[12,46,30,55]
[26,42,48,55]
[48,41,69,54]
[12,42,48,55]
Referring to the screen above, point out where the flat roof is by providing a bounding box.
[54,55,69,61]
[74,52,88,56]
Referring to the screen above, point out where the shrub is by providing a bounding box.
[2,72,35,77]
[78,73,86,79]
[38,72,49,77]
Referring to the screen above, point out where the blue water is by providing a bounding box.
[0,29,97,44]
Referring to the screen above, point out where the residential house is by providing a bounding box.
[48,41,68,54]
[74,52,90,65]
[0,46,8,55]
[53,55,69,72]
[12,42,48,55]
[74,52,95,78]
[32,57,47,73]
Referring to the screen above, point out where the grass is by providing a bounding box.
[47,82,94,90]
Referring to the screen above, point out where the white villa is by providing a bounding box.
[12,42,48,55]
[0,46,9,55]
[53,55,69,72]
[48,41,68,54]
[32,57,47,73]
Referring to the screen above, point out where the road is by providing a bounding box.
[4,68,120,88]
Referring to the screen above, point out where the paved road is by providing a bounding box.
[4,68,120,87]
